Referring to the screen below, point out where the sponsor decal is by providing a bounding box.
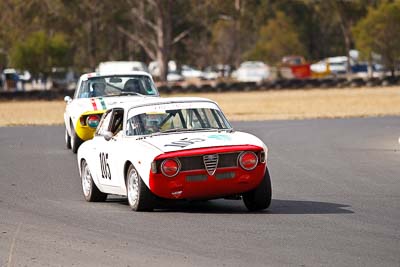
[208,134,231,141]
[99,98,107,110]
[165,137,206,148]
[99,152,111,180]
[90,98,98,110]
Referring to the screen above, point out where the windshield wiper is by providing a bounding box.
[160,128,221,134]
[106,92,143,97]
[160,128,195,134]
[218,128,234,133]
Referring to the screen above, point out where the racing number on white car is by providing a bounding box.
[99,152,111,180]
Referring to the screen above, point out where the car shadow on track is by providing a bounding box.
[269,199,354,214]
[106,196,354,214]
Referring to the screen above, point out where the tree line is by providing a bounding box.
[0,0,399,80]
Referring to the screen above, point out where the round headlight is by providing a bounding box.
[86,115,100,128]
[238,151,258,171]
[161,158,181,177]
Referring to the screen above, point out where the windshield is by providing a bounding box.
[77,75,158,98]
[126,107,231,136]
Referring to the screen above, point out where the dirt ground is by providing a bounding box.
[0,86,399,126]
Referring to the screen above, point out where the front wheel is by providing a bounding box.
[71,125,83,153]
[126,165,155,211]
[65,127,71,149]
[242,168,272,211]
[81,160,107,202]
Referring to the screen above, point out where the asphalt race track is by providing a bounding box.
[1,117,399,266]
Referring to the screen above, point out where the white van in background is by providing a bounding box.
[97,61,149,74]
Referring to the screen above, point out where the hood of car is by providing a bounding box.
[142,130,265,153]
[72,96,147,112]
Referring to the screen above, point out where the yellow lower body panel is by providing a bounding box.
[75,124,97,141]
[74,111,105,141]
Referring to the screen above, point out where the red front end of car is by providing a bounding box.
[149,145,267,200]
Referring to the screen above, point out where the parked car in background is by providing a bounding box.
[218,64,232,77]
[232,61,270,83]
[64,71,159,153]
[166,71,185,82]
[280,56,311,79]
[148,60,183,82]
[181,65,205,80]
[202,64,232,80]
[77,97,272,211]
[2,69,21,91]
[97,61,149,74]
[50,67,77,90]
[311,56,352,77]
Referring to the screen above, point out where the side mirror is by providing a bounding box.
[103,131,113,141]
[64,96,72,103]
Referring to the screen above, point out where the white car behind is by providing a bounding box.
[64,71,159,153]
[233,61,270,83]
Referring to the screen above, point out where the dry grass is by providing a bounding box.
[195,86,400,121]
[0,86,399,126]
[0,101,64,126]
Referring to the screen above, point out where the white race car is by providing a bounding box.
[64,71,159,153]
[77,97,272,211]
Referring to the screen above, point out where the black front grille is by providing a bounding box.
[178,152,239,172]
[179,156,203,171]
[218,153,239,168]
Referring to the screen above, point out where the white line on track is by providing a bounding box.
[7,222,22,267]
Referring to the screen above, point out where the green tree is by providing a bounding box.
[353,1,400,76]
[10,31,71,76]
[48,33,72,68]
[247,11,306,64]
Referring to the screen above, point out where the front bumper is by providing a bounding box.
[148,145,267,200]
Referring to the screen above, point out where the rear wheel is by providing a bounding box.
[242,168,272,211]
[81,160,107,202]
[126,164,155,211]
[71,124,83,153]
[65,127,71,149]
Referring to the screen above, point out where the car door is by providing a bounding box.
[95,108,124,189]
[91,109,114,187]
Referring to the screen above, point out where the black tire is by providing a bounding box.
[71,124,83,154]
[65,127,71,149]
[242,168,272,211]
[81,160,107,202]
[126,164,155,211]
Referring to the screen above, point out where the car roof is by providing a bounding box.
[327,56,348,63]
[79,71,152,81]
[110,97,219,111]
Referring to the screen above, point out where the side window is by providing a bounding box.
[96,111,113,136]
[109,109,124,135]
[142,77,157,95]
[126,115,145,136]
[77,81,90,98]
[74,81,82,98]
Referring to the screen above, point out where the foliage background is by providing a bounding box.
[0,0,399,79]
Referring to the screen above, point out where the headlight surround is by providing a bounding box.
[238,151,258,171]
[160,158,181,177]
